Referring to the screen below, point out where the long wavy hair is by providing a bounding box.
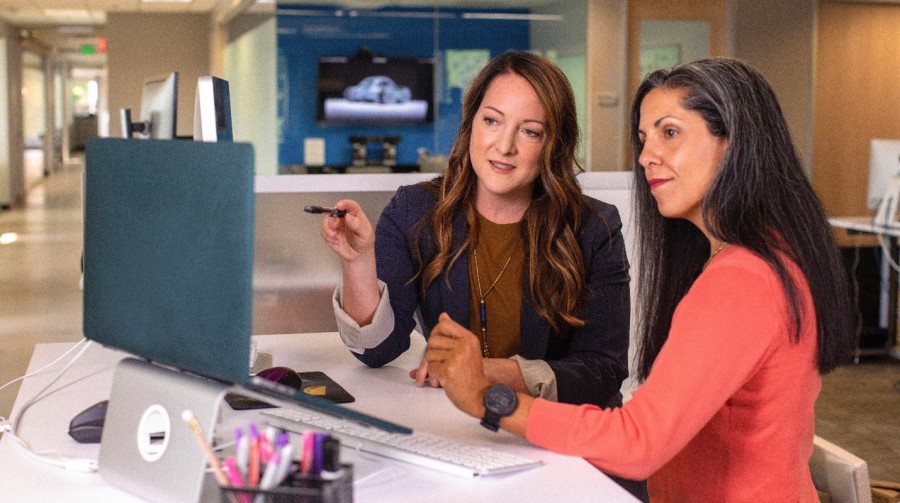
[630,58,854,380]
[412,51,589,332]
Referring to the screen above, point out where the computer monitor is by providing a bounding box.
[120,72,178,139]
[193,76,233,142]
[866,138,900,211]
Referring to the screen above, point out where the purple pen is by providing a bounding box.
[272,442,294,487]
[234,427,249,477]
[257,450,282,490]
[312,433,327,475]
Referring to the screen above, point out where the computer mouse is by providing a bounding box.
[68,399,109,444]
[255,366,303,391]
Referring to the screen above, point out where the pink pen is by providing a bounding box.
[223,456,250,503]
[223,456,245,487]
[300,430,314,475]
[258,434,273,464]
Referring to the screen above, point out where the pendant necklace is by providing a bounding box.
[472,237,521,358]
[702,242,729,271]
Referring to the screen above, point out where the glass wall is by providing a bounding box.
[275,1,586,173]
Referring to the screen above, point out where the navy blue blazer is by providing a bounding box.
[355,183,631,408]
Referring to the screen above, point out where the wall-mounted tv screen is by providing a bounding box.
[316,56,435,124]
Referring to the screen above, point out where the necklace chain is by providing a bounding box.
[702,242,729,271]
[472,237,520,358]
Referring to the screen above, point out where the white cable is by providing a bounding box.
[849,246,863,364]
[1,339,99,473]
[876,232,900,273]
[0,338,88,394]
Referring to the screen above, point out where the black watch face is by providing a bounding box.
[484,385,517,416]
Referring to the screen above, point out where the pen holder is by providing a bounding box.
[220,465,353,503]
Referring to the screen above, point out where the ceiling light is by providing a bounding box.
[461,13,563,22]
[0,233,19,245]
[141,0,193,3]
[57,26,95,34]
[42,9,94,20]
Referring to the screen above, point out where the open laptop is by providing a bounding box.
[83,138,407,502]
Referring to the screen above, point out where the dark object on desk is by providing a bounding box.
[296,371,355,403]
[258,366,305,390]
[225,369,355,410]
[222,464,353,503]
[68,399,109,444]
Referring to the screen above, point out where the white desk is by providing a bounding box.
[0,333,638,502]
[829,216,900,237]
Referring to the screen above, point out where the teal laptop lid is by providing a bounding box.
[83,137,255,384]
[84,137,410,435]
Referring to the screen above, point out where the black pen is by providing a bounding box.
[303,206,346,218]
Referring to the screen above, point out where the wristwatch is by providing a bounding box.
[480,384,518,432]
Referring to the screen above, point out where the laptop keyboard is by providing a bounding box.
[261,407,542,478]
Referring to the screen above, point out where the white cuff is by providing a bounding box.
[510,355,558,401]
[333,280,395,354]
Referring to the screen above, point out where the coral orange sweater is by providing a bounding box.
[526,246,821,502]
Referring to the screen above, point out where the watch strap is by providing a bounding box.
[480,411,502,432]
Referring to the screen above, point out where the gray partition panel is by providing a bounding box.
[252,182,412,335]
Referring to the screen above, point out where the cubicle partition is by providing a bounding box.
[253,173,435,335]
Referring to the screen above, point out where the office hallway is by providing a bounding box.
[0,158,84,424]
[1,162,898,482]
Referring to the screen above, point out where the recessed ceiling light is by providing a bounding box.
[461,13,564,22]
[42,9,94,19]
[57,26,95,34]
[141,0,193,3]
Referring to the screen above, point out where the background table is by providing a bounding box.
[829,216,900,359]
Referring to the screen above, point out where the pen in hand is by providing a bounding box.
[304,206,346,218]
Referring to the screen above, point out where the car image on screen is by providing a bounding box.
[343,76,412,104]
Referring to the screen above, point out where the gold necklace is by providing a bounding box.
[472,237,520,358]
[702,242,729,271]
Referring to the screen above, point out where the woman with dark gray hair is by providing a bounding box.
[424,58,854,501]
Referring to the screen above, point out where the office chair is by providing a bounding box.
[810,435,873,503]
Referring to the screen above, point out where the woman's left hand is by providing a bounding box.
[424,313,490,418]
[408,357,441,388]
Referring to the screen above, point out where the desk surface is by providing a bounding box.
[829,216,900,237]
[0,333,637,502]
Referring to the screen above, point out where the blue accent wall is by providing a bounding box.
[277,5,530,169]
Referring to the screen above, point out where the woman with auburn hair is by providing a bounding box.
[317,51,642,498]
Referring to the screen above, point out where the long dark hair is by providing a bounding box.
[630,58,853,380]
[413,51,588,331]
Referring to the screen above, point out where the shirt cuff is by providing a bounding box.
[511,355,558,401]
[333,280,395,353]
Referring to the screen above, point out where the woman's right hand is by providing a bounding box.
[320,199,374,262]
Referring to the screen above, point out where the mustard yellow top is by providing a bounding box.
[467,213,524,358]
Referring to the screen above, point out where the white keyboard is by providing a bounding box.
[261,407,542,478]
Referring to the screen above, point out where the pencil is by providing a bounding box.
[181,410,230,487]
